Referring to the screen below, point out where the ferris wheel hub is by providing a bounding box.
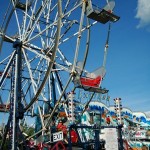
[13,40,22,48]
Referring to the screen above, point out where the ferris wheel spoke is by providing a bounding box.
[24,1,82,45]
[22,0,38,41]
[22,50,50,103]
[59,20,97,46]
[22,0,29,40]
[63,0,70,14]
[24,0,62,111]
[36,23,47,48]
[53,74,62,97]
[23,0,43,39]
[0,54,11,65]
[24,0,54,42]
[11,0,22,40]
[72,2,86,72]
[62,1,82,18]
[24,21,57,44]
[2,34,15,43]
[45,0,52,47]
[24,58,53,111]
[45,74,73,127]
[60,20,77,40]
[46,3,58,48]
[48,24,58,49]
[57,48,72,66]
[22,49,37,94]
[23,45,50,61]
[54,62,71,73]
[0,51,16,88]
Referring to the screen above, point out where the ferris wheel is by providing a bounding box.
[0,0,119,149]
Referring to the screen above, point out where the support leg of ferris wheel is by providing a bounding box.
[12,40,23,150]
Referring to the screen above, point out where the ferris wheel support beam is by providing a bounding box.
[51,72,57,107]
[12,40,23,150]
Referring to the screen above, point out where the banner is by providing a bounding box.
[103,128,118,150]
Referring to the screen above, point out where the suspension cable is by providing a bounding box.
[102,22,111,67]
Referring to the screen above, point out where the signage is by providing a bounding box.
[53,131,63,142]
[135,130,147,139]
[103,128,118,150]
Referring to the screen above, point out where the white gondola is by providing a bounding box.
[74,62,108,93]
[85,0,120,24]
[73,19,112,93]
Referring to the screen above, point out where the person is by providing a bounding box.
[70,129,78,143]
[57,120,67,135]
[106,116,111,125]
[56,120,68,143]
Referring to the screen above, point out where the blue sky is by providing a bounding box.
[0,0,150,117]
[77,0,150,113]
[100,0,150,112]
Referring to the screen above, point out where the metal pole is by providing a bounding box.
[51,73,56,107]
[118,124,123,150]
[95,127,100,150]
[12,40,22,150]
[68,126,72,150]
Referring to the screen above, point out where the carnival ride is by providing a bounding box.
[0,0,149,150]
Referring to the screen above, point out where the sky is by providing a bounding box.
[100,0,150,113]
[76,0,150,114]
[0,0,150,119]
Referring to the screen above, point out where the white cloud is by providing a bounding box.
[135,0,150,29]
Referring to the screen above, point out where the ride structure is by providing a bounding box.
[0,0,139,150]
